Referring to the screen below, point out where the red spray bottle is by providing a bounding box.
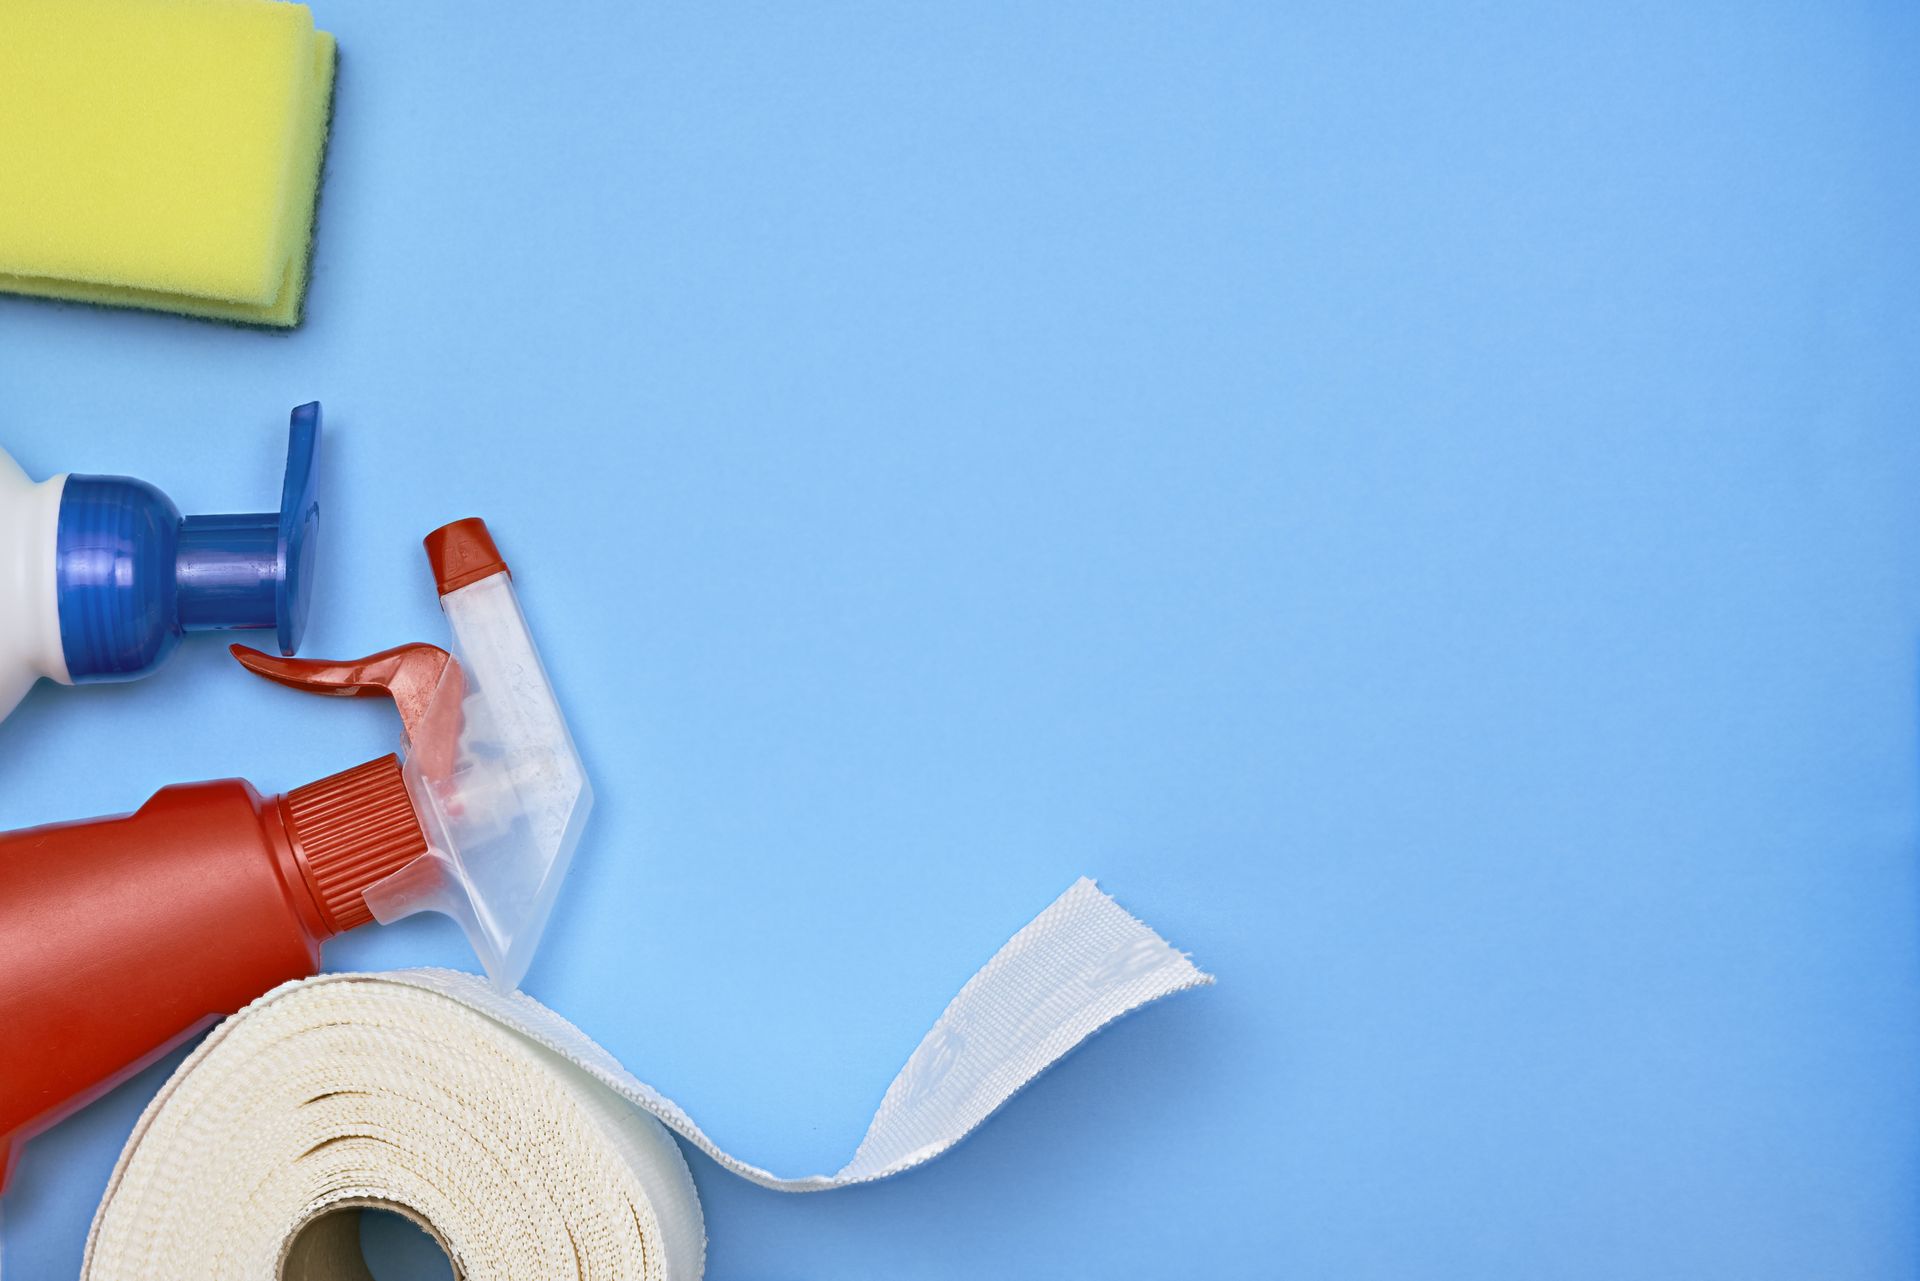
[0,518,592,1189]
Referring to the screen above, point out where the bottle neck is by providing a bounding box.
[175,513,281,633]
[277,755,428,936]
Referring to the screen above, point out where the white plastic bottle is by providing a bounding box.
[0,445,72,722]
[0,404,321,725]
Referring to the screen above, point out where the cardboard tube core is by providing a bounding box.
[277,1199,460,1281]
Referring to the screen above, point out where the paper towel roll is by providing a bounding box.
[81,879,1211,1280]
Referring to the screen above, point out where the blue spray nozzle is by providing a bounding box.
[276,401,322,654]
[57,403,323,681]
[174,403,321,654]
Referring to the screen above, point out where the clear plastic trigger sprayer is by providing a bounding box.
[235,517,591,989]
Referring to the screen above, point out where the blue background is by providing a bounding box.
[3,2,1919,1276]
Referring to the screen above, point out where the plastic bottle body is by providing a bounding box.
[0,447,73,721]
[0,779,329,1189]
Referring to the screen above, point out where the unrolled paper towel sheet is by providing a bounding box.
[75,878,1211,1279]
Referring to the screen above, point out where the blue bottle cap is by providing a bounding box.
[57,404,323,681]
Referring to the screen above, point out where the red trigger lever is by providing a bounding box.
[230,642,464,777]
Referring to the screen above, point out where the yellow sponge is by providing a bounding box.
[0,0,335,327]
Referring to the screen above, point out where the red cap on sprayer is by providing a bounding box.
[425,516,509,593]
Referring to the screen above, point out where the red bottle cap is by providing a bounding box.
[281,756,428,934]
[424,518,509,595]
[231,643,461,936]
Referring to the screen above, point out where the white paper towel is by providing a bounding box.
[79,878,1211,1279]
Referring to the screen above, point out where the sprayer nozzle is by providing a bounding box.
[173,402,320,654]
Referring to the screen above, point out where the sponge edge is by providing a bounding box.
[0,2,336,328]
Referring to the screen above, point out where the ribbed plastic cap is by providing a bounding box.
[281,754,428,935]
